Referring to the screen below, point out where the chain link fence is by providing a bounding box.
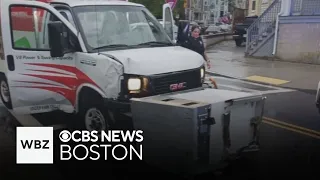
[291,0,320,15]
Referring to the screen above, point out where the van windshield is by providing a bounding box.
[72,5,173,52]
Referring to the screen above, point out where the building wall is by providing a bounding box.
[248,0,260,16]
[234,0,247,9]
[260,0,274,13]
[208,0,229,23]
[248,0,274,16]
[276,16,320,64]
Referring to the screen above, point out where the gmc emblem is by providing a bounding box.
[169,82,186,91]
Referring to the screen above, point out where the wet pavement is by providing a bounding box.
[206,40,320,91]
[0,73,319,179]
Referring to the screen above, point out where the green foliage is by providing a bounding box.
[130,0,164,18]
[130,0,185,19]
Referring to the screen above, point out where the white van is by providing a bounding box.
[0,0,206,131]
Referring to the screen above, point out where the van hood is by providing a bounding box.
[100,46,204,75]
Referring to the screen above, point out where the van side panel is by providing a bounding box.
[0,8,6,73]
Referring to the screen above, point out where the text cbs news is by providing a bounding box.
[16,127,144,164]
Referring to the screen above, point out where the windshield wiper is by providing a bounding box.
[136,41,173,46]
[93,44,129,50]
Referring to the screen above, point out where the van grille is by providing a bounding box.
[150,68,202,95]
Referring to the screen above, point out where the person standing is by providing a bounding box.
[181,26,211,69]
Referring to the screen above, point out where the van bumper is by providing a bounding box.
[103,98,131,113]
[103,87,208,114]
[233,34,246,41]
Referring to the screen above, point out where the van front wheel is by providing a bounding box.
[77,94,114,131]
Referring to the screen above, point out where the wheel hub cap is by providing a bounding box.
[85,108,108,131]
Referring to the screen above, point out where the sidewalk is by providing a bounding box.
[205,41,320,91]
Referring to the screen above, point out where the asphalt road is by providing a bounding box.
[209,74,320,179]
[0,75,319,179]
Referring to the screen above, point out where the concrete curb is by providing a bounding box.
[202,33,233,48]
[205,71,238,79]
[205,70,288,88]
[205,71,317,94]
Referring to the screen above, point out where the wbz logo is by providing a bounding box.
[20,139,50,149]
[16,127,54,164]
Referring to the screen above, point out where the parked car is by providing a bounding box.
[205,22,232,35]
[216,22,232,32]
[233,15,258,46]
[205,24,222,34]
[316,81,320,113]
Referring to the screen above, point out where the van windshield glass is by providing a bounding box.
[73,5,172,51]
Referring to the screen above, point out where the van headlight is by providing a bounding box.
[127,78,141,91]
[200,68,205,79]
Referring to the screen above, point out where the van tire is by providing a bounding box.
[0,76,12,109]
[235,39,242,47]
[77,91,114,131]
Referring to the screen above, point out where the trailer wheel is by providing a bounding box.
[77,90,114,131]
[0,76,12,109]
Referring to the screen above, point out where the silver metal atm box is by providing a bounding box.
[131,88,266,176]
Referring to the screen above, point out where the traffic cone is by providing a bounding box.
[209,77,218,89]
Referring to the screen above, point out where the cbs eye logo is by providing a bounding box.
[59,130,71,142]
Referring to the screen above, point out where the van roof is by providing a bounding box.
[50,0,144,7]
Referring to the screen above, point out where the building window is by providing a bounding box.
[252,1,256,10]
[220,11,224,17]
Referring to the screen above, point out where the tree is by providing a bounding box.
[130,0,237,19]
[130,0,185,19]
[130,0,164,18]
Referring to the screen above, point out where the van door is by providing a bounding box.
[0,0,78,114]
[162,3,174,41]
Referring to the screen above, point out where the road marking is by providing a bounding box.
[215,84,260,92]
[263,117,320,136]
[263,117,320,139]
[208,76,288,90]
[262,120,320,140]
[205,76,294,95]
[245,75,290,85]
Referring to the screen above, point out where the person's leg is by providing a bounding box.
[209,77,218,89]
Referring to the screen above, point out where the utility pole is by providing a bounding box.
[188,0,192,21]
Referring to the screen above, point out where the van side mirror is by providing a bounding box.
[48,21,66,57]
